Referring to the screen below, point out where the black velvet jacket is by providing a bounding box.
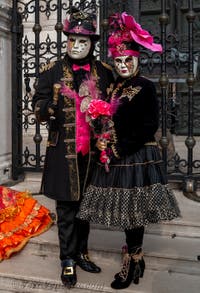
[111,75,159,158]
[32,55,114,201]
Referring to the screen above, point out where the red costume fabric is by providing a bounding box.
[0,186,52,260]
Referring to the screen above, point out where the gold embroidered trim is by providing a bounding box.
[67,158,80,201]
[119,253,131,280]
[0,206,19,224]
[120,86,142,101]
[110,80,127,100]
[106,83,114,97]
[62,65,73,88]
[65,155,77,159]
[89,182,168,191]
[144,142,157,146]
[39,61,56,73]
[111,124,120,158]
[97,159,163,167]
[82,151,91,194]
[0,192,30,223]
[0,202,40,240]
[61,60,99,201]
[64,138,76,143]
[62,107,75,112]
[101,61,113,71]
[111,144,120,159]
[131,251,144,262]
[62,65,80,199]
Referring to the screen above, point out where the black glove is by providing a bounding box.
[47,100,59,119]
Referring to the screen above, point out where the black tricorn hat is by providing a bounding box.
[63,7,100,41]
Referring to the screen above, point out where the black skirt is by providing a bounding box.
[77,143,181,230]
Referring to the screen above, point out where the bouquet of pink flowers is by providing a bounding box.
[86,98,115,172]
[79,77,119,172]
[87,99,112,119]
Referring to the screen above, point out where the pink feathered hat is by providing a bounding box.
[108,12,163,58]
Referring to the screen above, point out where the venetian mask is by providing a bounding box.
[114,55,139,78]
[67,34,92,59]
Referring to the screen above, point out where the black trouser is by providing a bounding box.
[56,200,90,262]
[56,153,91,262]
[125,226,145,254]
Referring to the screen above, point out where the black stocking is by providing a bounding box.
[125,226,145,254]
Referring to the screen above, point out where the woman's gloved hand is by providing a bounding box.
[96,137,108,151]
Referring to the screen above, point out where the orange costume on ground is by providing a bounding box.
[0,186,52,261]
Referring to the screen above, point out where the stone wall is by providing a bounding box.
[0,0,12,183]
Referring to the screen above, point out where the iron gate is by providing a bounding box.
[11,0,200,200]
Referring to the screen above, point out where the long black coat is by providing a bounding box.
[32,55,114,201]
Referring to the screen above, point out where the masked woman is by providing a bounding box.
[78,12,180,290]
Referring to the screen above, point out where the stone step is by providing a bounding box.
[1,182,199,292]
[0,244,200,293]
[95,221,200,239]
[26,223,200,276]
[7,188,200,277]
[5,180,200,293]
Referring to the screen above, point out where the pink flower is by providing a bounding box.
[87,99,112,119]
[108,13,123,29]
[63,19,69,32]
[100,150,109,164]
[121,12,162,53]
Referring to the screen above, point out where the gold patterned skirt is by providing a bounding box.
[78,144,181,229]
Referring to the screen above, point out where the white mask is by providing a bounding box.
[114,55,139,78]
[67,34,92,59]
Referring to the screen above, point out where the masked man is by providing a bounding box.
[32,8,114,288]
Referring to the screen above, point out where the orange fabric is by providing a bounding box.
[0,186,53,261]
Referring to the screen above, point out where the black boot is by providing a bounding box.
[132,250,145,284]
[76,253,101,273]
[111,250,145,290]
[61,258,77,288]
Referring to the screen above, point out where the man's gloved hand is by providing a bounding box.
[47,100,59,119]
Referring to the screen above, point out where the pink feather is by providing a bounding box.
[110,98,120,115]
[81,76,101,100]
[60,83,90,155]
[76,95,90,155]
[60,83,78,100]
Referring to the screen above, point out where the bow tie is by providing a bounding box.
[72,64,90,72]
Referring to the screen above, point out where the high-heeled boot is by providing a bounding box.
[111,249,145,290]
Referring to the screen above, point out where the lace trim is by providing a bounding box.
[119,253,131,281]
